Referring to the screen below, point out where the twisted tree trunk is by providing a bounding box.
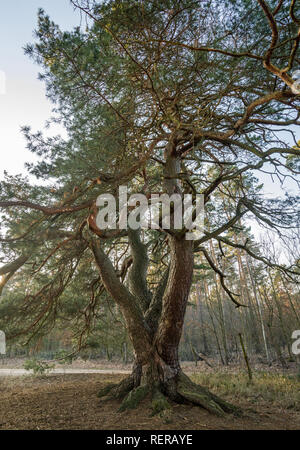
[91,233,241,416]
[89,146,241,416]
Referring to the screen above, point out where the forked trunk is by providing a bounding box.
[95,236,241,417]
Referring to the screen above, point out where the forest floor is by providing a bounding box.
[0,365,299,430]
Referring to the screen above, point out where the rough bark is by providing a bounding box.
[155,236,194,371]
[91,239,153,364]
[92,146,241,417]
[128,229,152,312]
[93,234,241,416]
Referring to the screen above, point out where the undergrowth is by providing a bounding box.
[191,371,300,411]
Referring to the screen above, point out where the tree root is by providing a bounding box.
[177,372,242,417]
[97,383,118,398]
[118,385,149,412]
[97,371,242,417]
[151,385,171,416]
[98,375,134,401]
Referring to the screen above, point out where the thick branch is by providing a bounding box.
[90,237,152,362]
[145,268,169,337]
[0,200,93,215]
[128,229,152,312]
[0,255,29,275]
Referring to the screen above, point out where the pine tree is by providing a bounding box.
[0,0,299,415]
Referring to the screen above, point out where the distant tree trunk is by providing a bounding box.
[279,274,300,328]
[122,342,128,365]
[235,244,260,353]
[245,254,270,363]
[261,286,288,368]
[209,242,229,365]
[268,269,293,360]
[238,333,253,382]
[203,279,225,365]
[196,283,209,355]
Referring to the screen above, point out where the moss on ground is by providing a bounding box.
[151,389,171,415]
[118,385,149,412]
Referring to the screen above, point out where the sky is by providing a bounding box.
[0,0,81,178]
[0,1,298,250]
[0,1,298,189]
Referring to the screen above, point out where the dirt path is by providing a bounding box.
[0,368,131,376]
[0,374,299,430]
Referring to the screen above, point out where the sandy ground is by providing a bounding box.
[0,368,131,376]
[0,373,299,430]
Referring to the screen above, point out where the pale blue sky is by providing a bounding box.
[0,1,298,258]
[0,0,81,177]
[0,1,298,199]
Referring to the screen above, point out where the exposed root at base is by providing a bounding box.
[118,385,149,412]
[177,372,243,417]
[151,387,171,416]
[97,372,242,417]
[97,383,118,398]
[98,375,134,401]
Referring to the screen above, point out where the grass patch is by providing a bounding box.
[190,371,300,411]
